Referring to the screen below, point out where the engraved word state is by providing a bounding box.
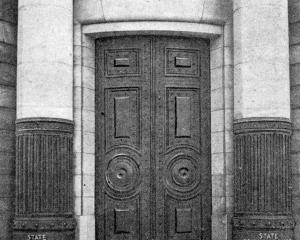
[27,234,47,240]
[242,232,292,240]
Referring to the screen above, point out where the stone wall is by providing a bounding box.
[289,0,300,239]
[0,0,17,239]
[210,17,234,240]
[73,22,96,240]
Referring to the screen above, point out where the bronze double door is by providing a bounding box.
[95,36,211,240]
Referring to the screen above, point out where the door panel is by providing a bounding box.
[154,37,211,240]
[96,37,152,240]
[96,36,211,240]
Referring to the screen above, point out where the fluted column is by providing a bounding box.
[233,0,294,239]
[13,0,75,239]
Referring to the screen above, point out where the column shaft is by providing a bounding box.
[14,0,75,239]
[233,0,290,119]
[17,0,73,119]
[233,0,294,239]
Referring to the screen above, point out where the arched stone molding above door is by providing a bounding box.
[74,0,232,25]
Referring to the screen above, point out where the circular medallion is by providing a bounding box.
[165,155,200,194]
[106,155,140,193]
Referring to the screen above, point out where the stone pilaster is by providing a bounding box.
[233,0,294,239]
[14,0,75,239]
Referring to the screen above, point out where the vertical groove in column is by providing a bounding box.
[233,119,294,239]
[13,118,76,238]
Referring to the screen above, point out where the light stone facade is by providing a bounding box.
[0,0,299,239]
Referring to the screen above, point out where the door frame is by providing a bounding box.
[73,21,233,240]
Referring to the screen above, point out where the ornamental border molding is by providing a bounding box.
[16,118,74,133]
[232,216,295,230]
[233,118,292,134]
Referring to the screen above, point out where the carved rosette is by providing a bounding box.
[233,118,295,240]
[13,118,76,240]
[105,154,141,197]
[164,153,201,199]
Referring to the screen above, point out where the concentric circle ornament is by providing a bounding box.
[106,155,140,193]
[165,155,200,195]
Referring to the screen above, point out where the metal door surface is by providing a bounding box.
[96,36,211,240]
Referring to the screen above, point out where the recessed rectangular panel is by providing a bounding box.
[114,96,130,138]
[175,57,191,68]
[114,58,130,67]
[176,208,192,233]
[175,96,191,137]
[114,208,133,233]
[105,88,141,151]
[166,88,200,150]
[166,48,200,77]
[165,195,202,240]
[105,49,140,77]
[104,194,140,239]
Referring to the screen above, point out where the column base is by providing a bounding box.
[233,216,295,240]
[13,217,76,240]
[233,118,294,240]
[13,118,76,240]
